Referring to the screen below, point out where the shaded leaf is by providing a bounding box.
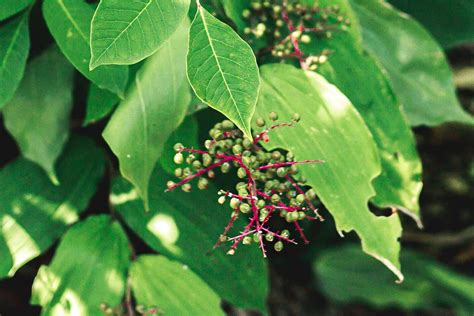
[315,0,422,225]
[42,0,128,97]
[390,0,474,49]
[351,0,473,126]
[83,83,119,126]
[187,2,259,139]
[0,136,105,278]
[0,0,32,21]
[31,215,130,315]
[103,19,191,210]
[0,11,30,108]
[256,64,403,280]
[89,0,190,69]
[131,255,224,315]
[315,245,474,315]
[3,46,74,183]
[111,168,269,311]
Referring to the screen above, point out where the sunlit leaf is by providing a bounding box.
[256,64,403,280]
[3,46,74,183]
[89,0,190,69]
[42,0,128,97]
[0,136,105,278]
[351,0,473,126]
[131,255,224,315]
[112,168,269,312]
[187,3,259,139]
[31,215,130,315]
[0,11,30,108]
[103,19,191,210]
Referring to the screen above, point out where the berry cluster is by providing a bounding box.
[241,0,349,70]
[166,113,324,256]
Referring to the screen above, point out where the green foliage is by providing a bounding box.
[0,0,33,21]
[315,245,474,315]
[112,168,269,311]
[3,47,74,183]
[0,0,472,313]
[103,19,191,209]
[352,0,473,126]
[256,64,402,280]
[0,136,105,278]
[42,0,129,97]
[89,0,190,68]
[390,0,474,49]
[130,255,225,315]
[31,215,130,315]
[187,2,260,139]
[0,11,30,108]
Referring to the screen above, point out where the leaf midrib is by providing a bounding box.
[0,14,27,77]
[57,0,89,42]
[198,7,246,129]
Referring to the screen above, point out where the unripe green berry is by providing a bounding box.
[290,211,299,221]
[242,138,252,149]
[230,198,240,209]
[222,120,234,130]
[276,167,286,177]
[218,196,226,204]
[181,183,192,192]
[253,233,261,243]
[203,154,212,167]
[292,113,301,122]
[301,34,311,44]
[296,194,306,204]
[298,211,306,220]
[174,168,183,178]
[173,143,183,152]
[256,117,265,127]
[192,160,202,170]
[221,162,231,173]
[237,167,247,179]
[257,199,265,208]
[271,151,281,160]
[166,181,175,189]
[265,233,274,242]
[285,211,293,222]
[274,241,284,252]
[242,9,251,18]
[281,229,290,238]
[306,189,316,200]
[240,203,251,213]
[197,178,208,190]
[232,144,243,155]
[271,194,281,204]
[269,111,278,121]
[243,236,252,245]
[174,152,184,164]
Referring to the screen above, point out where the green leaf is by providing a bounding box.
[3,46,74,183]
[0,11,30,108]
[0,136,105,278]
[31,215,130,315]
[131,255,224,315]
[0,0,32,21]
[159,115,199,174]
[111,169,269,311]
[256,64,403,280]
[351,0,473,126]
[187,2,259,139]
[221,0,251,31]
[390,0,474,49]
[315,0,422,226]
[83,83,119,126]
[103,19,191,210]
[89,0,190,69]
[42,0,128,97]
[314,245,474,314]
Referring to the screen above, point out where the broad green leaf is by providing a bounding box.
[0,0,32,21]
[131,255,224,315]
[83,83,119,126]
[31,215,130,315]
[103,20,191,210]
[315,245,474,314]
[111,169,269,311]
[187,3,259,139]
[159,115,199,174]
[42,0,128,97]
[3,46,74,183]
[390,0,474,49]
[315,0,422,226]
[0,136,105,278]
[0,11,30,108]
[256,64,403,280]
[351,0,473,126]
[89,0,190,69]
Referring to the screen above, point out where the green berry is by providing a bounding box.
[292,113,301,122]
[237,167,247,179]
[265,233,274,242]
[173,143,183,152]
[290,211,299,221]
[203,153,212,167]
[181,183,192,192]
[271,194,281,204]
[174,168,183,178]
[296,194,305,204]
[242,9,251,18]
[281,229,290,238]
[230,198,240,209]
[232,144,243,155]
[192,160,202,170]
[274,241,284,252]
[218,196,226,204]
[276,167,286,177]
[221,162,231,173]
[243,236,252,245]
[197,178,208,190]
[298,211,306,220]
[173,152,184,164]
[306,189,316,200]
[269,111,278,121]
[166,181,175,189]
[242,138,252,149]
[240,203,251,213]
[222,120,234,130]
[256,118,265,127]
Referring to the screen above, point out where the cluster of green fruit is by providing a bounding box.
[166,114,323,256]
